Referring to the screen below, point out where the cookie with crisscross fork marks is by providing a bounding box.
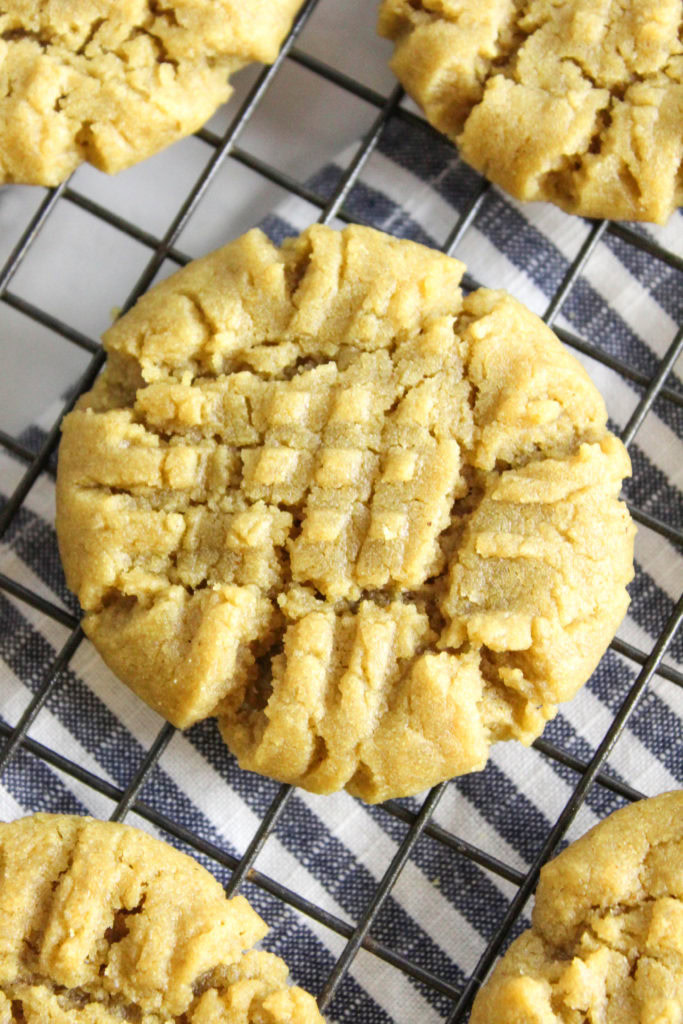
[0,0,304,184]
[0,814,324,1022]
[56,224,635,802]
[470,791,683,1023]
[379,0,683,223]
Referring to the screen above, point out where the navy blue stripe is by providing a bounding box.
[4,501,78,615]
[308,163,343,202]
[260,213,307,247]
[543,646,683,808]
[313,163,442,247]
[561,276,683,429]
[16,423,60,470]
[622,443,683,533]
[0,736,88,817]
[629,560,683,663]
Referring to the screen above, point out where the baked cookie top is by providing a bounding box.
[470,790,683,1023]
[0,813,323,1023]
[56,224,635,803]
[378,0,683,223]
[0,0,303,185]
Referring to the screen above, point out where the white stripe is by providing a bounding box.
[0,788,26,824]
[642,210,683,262]
[634,521,683,604]
[432,783,530,875]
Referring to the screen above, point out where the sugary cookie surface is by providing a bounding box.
[0,0,303,184]
[0,814,323,1023]
[56,224,635,802]
[470,790,683,1023]
[378,0,683,223]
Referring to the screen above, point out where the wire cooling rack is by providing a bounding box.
[0,1,682,1020]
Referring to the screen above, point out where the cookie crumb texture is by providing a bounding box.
[378,0,683,223]
[470,791,683,1023]
[0,0,303,184]
[56,224,635,802]
[0,814,323,1023]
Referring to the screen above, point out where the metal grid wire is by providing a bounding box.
[0,0,682,1019]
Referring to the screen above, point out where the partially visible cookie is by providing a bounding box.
[378,0,683,223]
[0,0,304,184]
[56,223,635,803]
[470,791,683,1023]
[0,814,323,1023]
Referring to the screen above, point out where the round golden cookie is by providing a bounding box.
[378,0,683,224]
[0,0,304,185]
[56,224,635,803]
[470,791,683,1023]
[0,814,323,1023]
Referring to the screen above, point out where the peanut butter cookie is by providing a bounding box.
[378,0,683,223]
[0,0,304,184]
[0,814,323,1023]
[56,224,635,802]
[470,791,683,1023]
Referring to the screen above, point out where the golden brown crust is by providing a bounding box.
[0,0,304,184]
[0,814,323,1023]
[378,0,683,223]
[470,792,683,1023]
[56,224,635,802]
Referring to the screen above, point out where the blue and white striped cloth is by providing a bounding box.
[1,110,681,1023]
